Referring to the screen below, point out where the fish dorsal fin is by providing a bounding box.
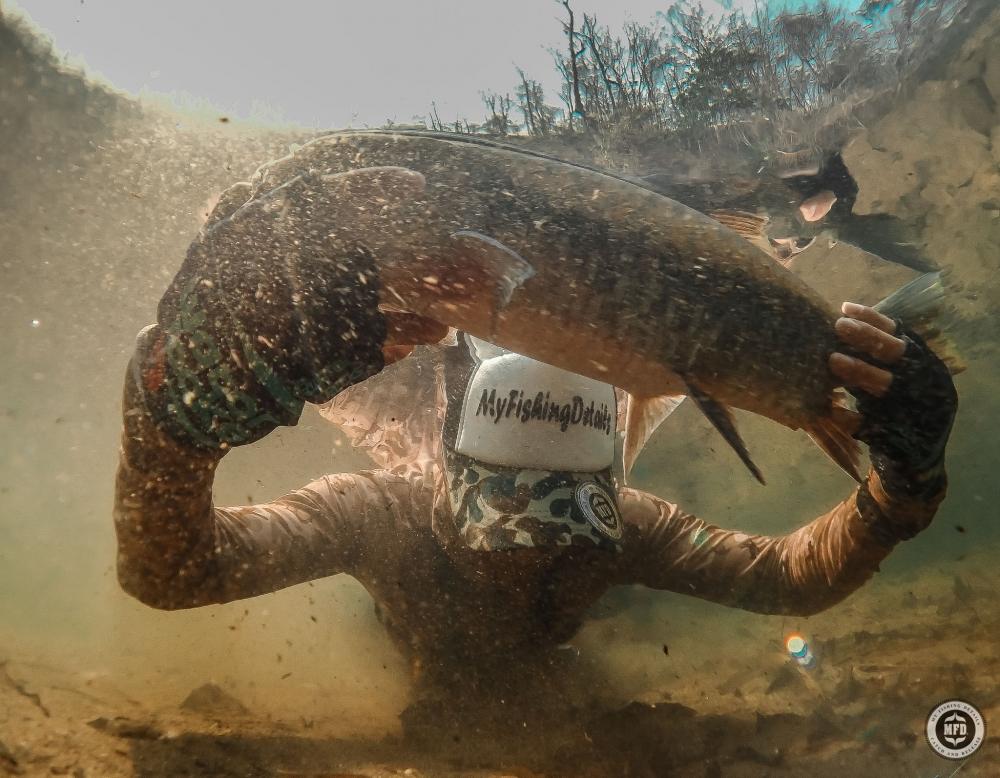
[709,209,818,267]
[622,393,686,481]
[684,378,765,485]
[708,209,770,241]
[450,231,536,330]
[708,209,781,262]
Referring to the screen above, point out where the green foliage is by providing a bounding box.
[422,0,964,146]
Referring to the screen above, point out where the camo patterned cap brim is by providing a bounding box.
[444,445,623,552]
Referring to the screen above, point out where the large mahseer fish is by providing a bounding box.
[238,130,926,483]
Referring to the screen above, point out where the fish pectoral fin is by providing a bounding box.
[622,393,687,480]
[450,230,536,314]
[684,379,765,485]
[806,400,862,483]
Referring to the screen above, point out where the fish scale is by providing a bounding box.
[240,129,875,482]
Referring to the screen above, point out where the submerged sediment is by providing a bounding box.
[1,3,999,776]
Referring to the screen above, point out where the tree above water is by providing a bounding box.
[433,0,964,148]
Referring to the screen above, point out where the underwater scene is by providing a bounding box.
[1,0,999,775]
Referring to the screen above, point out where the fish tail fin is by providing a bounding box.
[874,271,966,375]
[684,379,765,485]
[806,395,862,482]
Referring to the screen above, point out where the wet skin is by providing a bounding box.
[830,303,906,397]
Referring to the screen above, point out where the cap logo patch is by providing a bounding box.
[575,481,623,540]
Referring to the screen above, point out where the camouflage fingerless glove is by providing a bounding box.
[132,214,386,450]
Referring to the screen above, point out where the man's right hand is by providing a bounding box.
[829,302,957,541]
[134,166,434,450]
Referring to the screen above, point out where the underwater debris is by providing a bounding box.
[764,663,809,695]
[87,716,161,741]
[952,574,974,601]
[0,739,20,775]
[831,665,865,705]
[732,744,784,767]
[0,661,49,717]
[179,683,249,717]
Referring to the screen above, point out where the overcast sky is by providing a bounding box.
[9,0,851,129]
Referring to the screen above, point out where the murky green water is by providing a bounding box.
[1,2,999,775]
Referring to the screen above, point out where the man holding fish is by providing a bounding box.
[114,133,957,725]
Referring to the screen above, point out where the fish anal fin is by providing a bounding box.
[622,393,686,479]
[806,404,862,483]
[450,230,536,316]
[684,379,765,485]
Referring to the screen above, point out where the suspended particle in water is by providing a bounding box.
[30,319,40,328]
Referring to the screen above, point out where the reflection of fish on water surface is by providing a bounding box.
[237,130,951,483]
[642,151,938,273]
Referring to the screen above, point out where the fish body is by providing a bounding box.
[245,130,856,479]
